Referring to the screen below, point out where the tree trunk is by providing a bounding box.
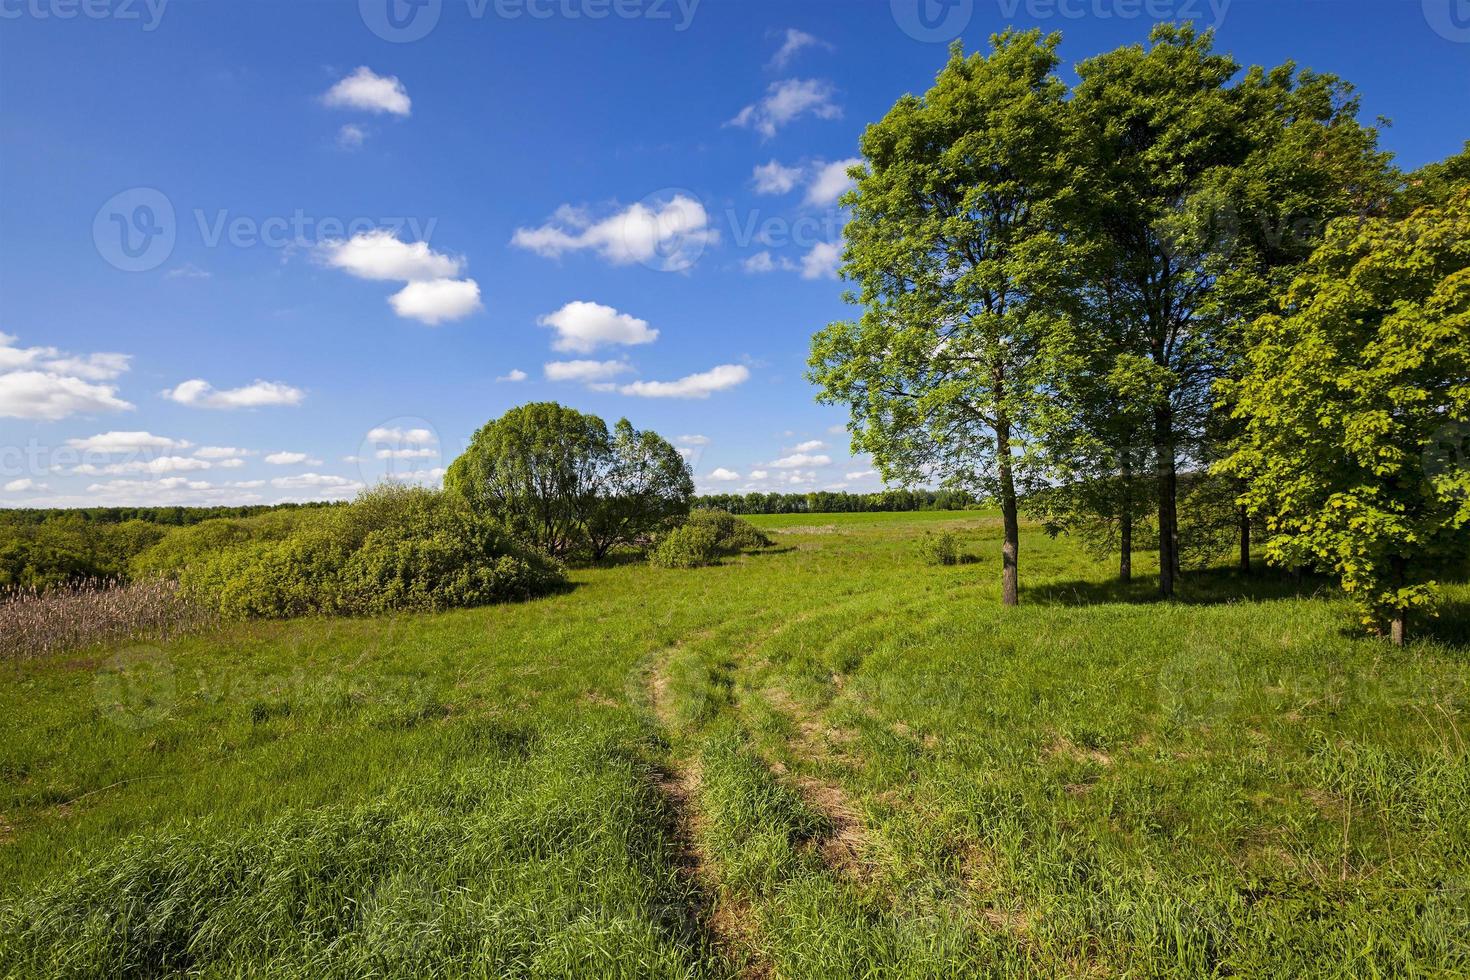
[996,415,1020,608]
[1238,504,1251,575]
[1119,453,1134,584]
[1154,404,1179,598]
[1389,555,1408,646]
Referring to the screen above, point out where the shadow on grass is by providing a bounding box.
[1026,566,1333,608]
[1417,598,1470,650]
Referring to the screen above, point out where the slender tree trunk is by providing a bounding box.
[1154,404,1179,598]
[1389,555,1408,646]
[1238,504,1251,575]
[1119,452,1134,584]
[996,415,1020,608]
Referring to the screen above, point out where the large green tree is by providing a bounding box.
[1222,184,1470,643]
[809,31,1079,606]
[445,403,692,560]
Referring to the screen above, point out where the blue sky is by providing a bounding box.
[1,0,1467,507]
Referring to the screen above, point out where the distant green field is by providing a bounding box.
[3,512,1468,978]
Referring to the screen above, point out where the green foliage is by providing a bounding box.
[917,531,960,566]
[1223,189,1470,637]
[647,523,722,569]
[130,511,308,579]
[694,488,978,515]
[687,509,772,552]
[446,403,692,560]
[181,485,564,618]
[0,518,167,588]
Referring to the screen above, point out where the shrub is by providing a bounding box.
[649,524,722,569]
[687,509,773,552]
[181,486,564,619]
[130,511,307,579]
[917,532,960,566]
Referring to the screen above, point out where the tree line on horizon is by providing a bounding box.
[810,25,1469,642]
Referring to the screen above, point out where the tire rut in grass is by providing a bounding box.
[649,646,773,980]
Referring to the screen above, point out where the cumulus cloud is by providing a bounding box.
[164,379,305,410]
[801,241,842,280]
[320,230,464,282]
[511,196,718,272]
[4,478,46,492]
[376,447,436,459]
[270,473,364,491]
[265,451,322,466]
[322,66,411,116]
[769,28,831,69]
[742,251,779,274]
[367,426,436,444]
[707,467,742,482]
[538,301,659,354]
[544,359,632,383]
[0,333,134,420]
[729,78,841,139]
[845,470,876,481]
[752,160,802,195]
[66,431,190,453]
[678,434,711,446]
[74,456,212,476]
[194,446,254,459]
[805,158,862,206]
[768,452,832,469]
[497,369,528,383]
[788,439,825,453]
[618,364,749,399]
[388,278,483,325]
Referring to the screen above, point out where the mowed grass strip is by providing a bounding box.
[4,512,1469,977]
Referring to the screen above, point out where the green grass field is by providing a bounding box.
[3,512,1468,978]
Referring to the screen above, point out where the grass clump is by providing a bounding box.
[649,510,773,569]
[917,530,960,566]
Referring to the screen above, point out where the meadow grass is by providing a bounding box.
[2,512,1467,977]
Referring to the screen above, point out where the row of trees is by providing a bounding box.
[693,488,978,515]
[810,26,1468,640]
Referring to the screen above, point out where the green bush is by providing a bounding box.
[130,511,307,579]
[180,486,564,619]
[917,531,960,566]
[687,509,773,552]
[648,524,722,569]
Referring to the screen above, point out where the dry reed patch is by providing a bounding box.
[0,579,215,661]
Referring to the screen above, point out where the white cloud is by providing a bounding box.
[388,278,483,325]
[845,470,876,481]
[0,334,134,420]
[367,426,436,444]
[768,452,832,469]
[511,195,718,272]
[749,470,769,480]
[0,371,134,421]
[618,364,749,399]
[75,456,212,476]
[337,123,367,149]
[194,446,254,459]
[320,230,464,282]
[769,28,831,69]
[788,439,826,453]
[538,300,659,354]
[496,369,528,383]
[270,473,364,492]
[265,451,322,466]
[805,158,862,206]
[707,467,742,482]
[376,447,436,459]
[4,478,46,492]
[753,160,802,195]
[164,379,305,410]
[384,467,447,485]
[216,458,246,469]
[322,66,411,116]
[544,359,632,383]
[678,434,711,446]
[729,78,841,139]
[165,263,212,280]
[801,241,842,280]
[742,251,779,274]
[66,431,190,453]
